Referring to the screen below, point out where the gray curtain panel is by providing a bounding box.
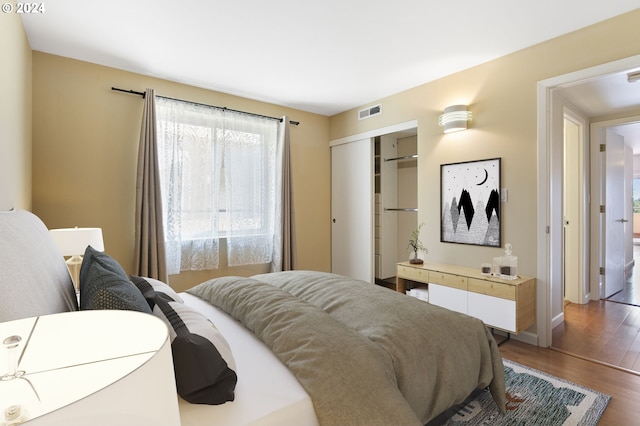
[279,116,296,271]
[134,88,168,282]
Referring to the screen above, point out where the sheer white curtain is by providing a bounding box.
[155,97,280,274]
[221,110,280,267]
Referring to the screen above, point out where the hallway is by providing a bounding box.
[552,241,640,373]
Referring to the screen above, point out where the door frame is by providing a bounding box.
[537,54,640,347]
[329,120,418,148]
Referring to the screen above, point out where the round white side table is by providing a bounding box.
[0,310,180,426]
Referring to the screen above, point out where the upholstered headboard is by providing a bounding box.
[0,209,78,322]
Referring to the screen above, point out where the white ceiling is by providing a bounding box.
[20,1,640,117]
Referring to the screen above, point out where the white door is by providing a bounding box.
[604,129,626,298]
[331,139,374,282]
[563,116,580,302]
[563,112,587,304]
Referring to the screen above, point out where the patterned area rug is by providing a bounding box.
[434,359,611,426]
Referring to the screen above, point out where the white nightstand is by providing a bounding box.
[0,310,180,426]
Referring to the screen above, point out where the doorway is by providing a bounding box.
[537,54,640,347]
[602,122,640,306]
[551,118,640,371]
[591,120,639,303]
[375,132,418,286]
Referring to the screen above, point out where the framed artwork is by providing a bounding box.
[440,158,501,247]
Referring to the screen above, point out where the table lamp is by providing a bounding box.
[49,227,104,292]
[0,311,180,426]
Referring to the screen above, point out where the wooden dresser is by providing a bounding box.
[396,261,536,334]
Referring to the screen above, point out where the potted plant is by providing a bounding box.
[407,223,427,264]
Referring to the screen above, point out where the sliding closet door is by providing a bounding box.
[331,138,374,283]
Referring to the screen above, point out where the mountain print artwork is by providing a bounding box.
[441,158,501,247]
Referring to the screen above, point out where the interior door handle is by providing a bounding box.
[616,218,629,223]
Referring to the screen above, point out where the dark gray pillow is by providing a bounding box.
[79,246,151,313]
[131,276,237,405]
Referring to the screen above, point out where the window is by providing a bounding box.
[156,97,280,274]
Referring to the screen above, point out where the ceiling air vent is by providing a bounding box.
[358,104,382,120]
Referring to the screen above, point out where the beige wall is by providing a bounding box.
[32,53,331,291]
[0,13,32,211]
[329,9,640,280]
[17,8,640,297]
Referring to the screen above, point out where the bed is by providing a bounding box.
[0,209,506,425]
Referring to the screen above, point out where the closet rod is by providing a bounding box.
[111,87,300,126]
[384,154,418,162]
[384,208,418,212]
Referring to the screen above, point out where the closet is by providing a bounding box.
[374,134,418,284]
[331,129,417,284]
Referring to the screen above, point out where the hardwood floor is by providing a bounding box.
[509,244,640,424]
[539,278,640,423]
[552,300,640,372]
[500,339,640,425]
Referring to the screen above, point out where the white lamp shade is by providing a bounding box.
[438,105,472,133]
[0,311,181,426]
[49,228,104,256]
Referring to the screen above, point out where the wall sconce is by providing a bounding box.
[438,105,472,133]
[50,227,104,292]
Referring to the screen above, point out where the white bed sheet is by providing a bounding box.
[178,293,319,426]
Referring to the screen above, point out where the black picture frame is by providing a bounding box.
[440,157,501,247]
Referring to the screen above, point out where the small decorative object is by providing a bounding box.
[492,257,501,277]
[500,243,518,280]
[480,263,492,276]
[407,223,427,264]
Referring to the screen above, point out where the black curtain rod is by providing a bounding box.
[111,87,300,126]
[112,87,146,97]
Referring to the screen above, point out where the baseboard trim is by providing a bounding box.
[626,259,635,280]
[492,329,538,346]
[551,311,564,329]
[512,331,538,346]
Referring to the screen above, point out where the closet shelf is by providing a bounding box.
[384,154,417,162]
[384,208,418,212]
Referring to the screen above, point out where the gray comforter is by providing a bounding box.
[188,270,505,425]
